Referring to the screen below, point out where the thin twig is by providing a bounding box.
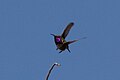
[45,62,61,80]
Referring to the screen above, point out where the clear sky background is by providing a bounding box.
[0,0,120,80]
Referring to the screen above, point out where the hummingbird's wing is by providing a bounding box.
[63,40,78,53]
[66,40,78,44]
[61,22,74,39]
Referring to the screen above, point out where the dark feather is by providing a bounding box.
[61,22,74,39]
[66,45,71,53]
[65,40,78,45]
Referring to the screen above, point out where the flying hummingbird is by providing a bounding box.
[51,22,79,53]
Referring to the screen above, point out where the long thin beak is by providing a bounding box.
[50,34,55,36]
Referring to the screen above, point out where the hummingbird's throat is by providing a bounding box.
[56,37,61,42]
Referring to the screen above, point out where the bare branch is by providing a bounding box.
[45,62,61,80]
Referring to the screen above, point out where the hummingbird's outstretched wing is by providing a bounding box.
[61,22,74,39]
[64,40,78,53]
[66,40,78,45]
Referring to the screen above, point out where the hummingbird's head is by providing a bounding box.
[55,36,61,42]
[51,34,62,43]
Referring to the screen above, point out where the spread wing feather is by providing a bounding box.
[65,40,78,45]
[61,22,74,39]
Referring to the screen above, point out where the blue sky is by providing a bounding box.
[0,0,120,80]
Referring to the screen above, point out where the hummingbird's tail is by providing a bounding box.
[66,45,71,53]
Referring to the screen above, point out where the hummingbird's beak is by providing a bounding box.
[50,34,55,36]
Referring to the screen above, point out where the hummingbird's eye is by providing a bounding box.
[56,38,61,42]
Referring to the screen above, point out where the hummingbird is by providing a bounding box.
[51,22,79,53]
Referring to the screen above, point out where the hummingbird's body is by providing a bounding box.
[51,22,78,53]
[54,36,67,52]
